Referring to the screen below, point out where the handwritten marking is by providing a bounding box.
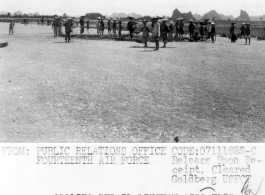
[200,187,215,192]
[241,177,264,195]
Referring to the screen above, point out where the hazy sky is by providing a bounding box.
[1,0,265,17]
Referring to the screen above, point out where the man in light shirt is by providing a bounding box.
[152,16,160,51]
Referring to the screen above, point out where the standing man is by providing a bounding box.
[175,17,180,36]
[240,22,245,39]
[97,17,101,36]
[86,19,90,34]
[188,19,195,40]
[9,19,14,35]
[118,20,123,38]
[79,16,85,34]
[127,16,135,39]
[113,18,117,38]
[100,18,105,36]
[142,19,151,47]
[245,23,251,45]
[58,17,63,35]
[199,20,205,41]
[152,16,160,51]
[194,21,199,42]
[52,17,59,37]
[64,18,73,43]
[207,20,212,39]
[160,18,170,48]
[210,21,216,43]
[41,17,44,25]
[179,17,184,38]
[107,18,112,38]
[230,22,237,43]
[168,20,174,41]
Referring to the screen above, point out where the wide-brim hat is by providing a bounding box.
[161,18,168,22]
[179,17,183,20]
[67,18,72,20]
[242,22,245,25]
[190,19,193,22]
[113,18,117,21]
[169,20,174,24]
[97,17,101,20]
[208,20,212,23]
[128,15,134,19]
[200,20,204,24]
[211,22,215,25]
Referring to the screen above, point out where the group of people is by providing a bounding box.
[140,16,217,51]
[96,17,125,38]
[51,16,64,37]
[5,15,253,47]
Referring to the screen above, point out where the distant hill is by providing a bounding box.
[108,12,142,19]
[250,15,265,21]
[236,10,251,21]
[203,10,221,20]
[171,9,195,20]
[13,11,23,16]
[28,12,39,17]
[219,14,234,20]
[193,13,203,20]
[0,11,8,15]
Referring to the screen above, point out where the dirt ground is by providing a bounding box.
[1,23,265,143]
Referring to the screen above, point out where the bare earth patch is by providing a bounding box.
[0,23,265,143]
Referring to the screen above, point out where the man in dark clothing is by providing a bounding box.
[113,18,117,37]
[52,17,59,37]
[179,17,184,38]
[107,19,111,38]
[127,17,134,39]
[79,16,85,34]
[64,18,73,43]
[245,23,251,45]
[160,18,170,48]
[210,22,216,43]
[188,19,195,40]
[86,19,90,34]
[230,22,237,43]
[199,21,205,41]
[240,23,245,39]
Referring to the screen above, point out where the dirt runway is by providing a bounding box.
[1,23,265,143]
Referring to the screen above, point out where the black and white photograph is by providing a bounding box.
[1,0,265,143]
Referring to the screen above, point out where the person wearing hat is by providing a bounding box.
[107,19,112,38]
[97,17,101,36]
[179,17,184,38]
[152,16,160,51]
[127,16,135,39]
[199,20,205,41]
[194,21,199,42]
[118,20,123,39]
[168,20,174,41]
[113,18,117,38]
[210,21,216,43]
[52,17,59,37]
[9,19,14,35]
[160,18,170,48]
[240,22,246,39]
[188,19,195,40]
[207,20,212,40]
[175,18,180,36]
[141,19,151,47]
[58,17,63,35]
[230,22,237,43]
[244,23,251,45]
[64,18,73,43]
[100,18,105,36]
[79,16,85,34]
